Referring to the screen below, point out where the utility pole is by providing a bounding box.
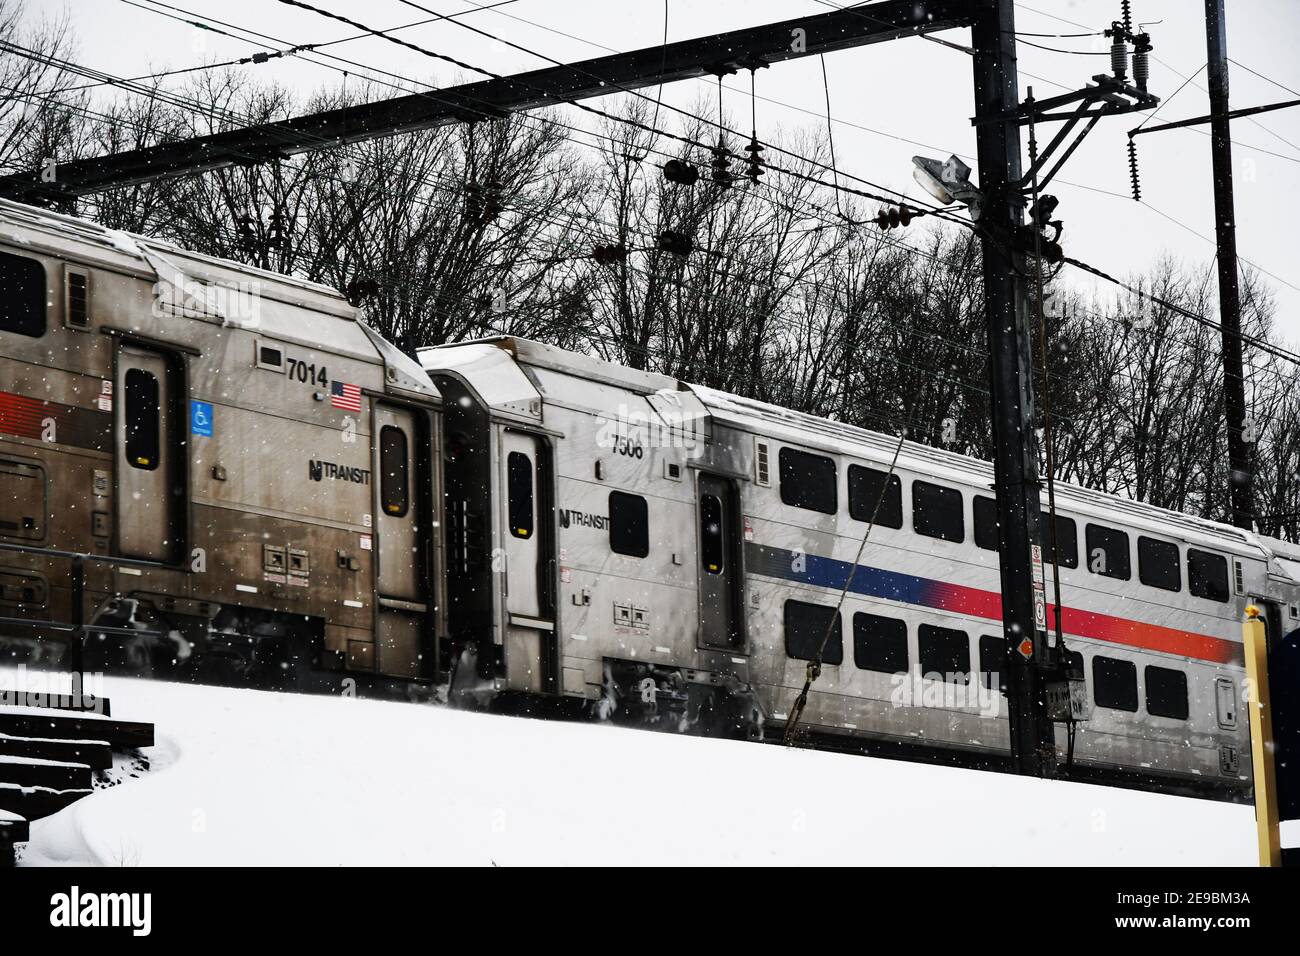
[1205,0,1253,531]
[971,0,1056,776]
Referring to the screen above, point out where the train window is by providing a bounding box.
[1092,656,1138,712]
[1063,649,1085,680]
[256,340,285,372]
[912,482,964,543]
[1085,524,1130,580]
[848,465,902,528]
[1145,665,1189,720]
[1138,536,1180,592]
[699,493,724,574]
[1188,549,1230,603]
[123,368,160,471]
[0,250,46,338]
[779,447,837,515]
[379,426,409,517]
[978,634,1007,690]
[975,497,1077,569]
[974,496,999,551]
[784,600,842,666]
[1046,515,1079,569]
[506,451,533,539]
[852,612,908,673]
[609,491,649,558]
[918,623,970,683]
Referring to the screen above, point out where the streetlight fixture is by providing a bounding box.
[912,154,984,220]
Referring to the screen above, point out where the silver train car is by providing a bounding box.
[422,336,1300,799]
[0,199,446,684]
[3,200,1296,798]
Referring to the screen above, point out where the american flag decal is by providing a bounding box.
[330,380,362,412]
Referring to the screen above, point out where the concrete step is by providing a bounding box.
[0,754,93,791]
[0,781,91,821]
[0,707,153,749]
[0,732,113,770]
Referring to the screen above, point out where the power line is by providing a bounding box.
[1228,57,1300,98]
[25,5,1300,405]
[373,0,967,222]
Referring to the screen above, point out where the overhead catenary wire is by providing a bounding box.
[367,0,971,223]
[32,3,1300,369]
[21,1,1300,421]
[20,13,1300,421]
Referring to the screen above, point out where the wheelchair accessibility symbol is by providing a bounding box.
[190,400,214,437]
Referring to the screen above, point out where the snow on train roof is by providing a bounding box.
[0,198,350,315]
[0,198,438,400]
[432,336,1261,556]
[690,383,1260,551]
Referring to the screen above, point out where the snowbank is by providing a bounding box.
[18,674,1257,865]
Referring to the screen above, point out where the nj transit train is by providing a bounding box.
[2,198,1295,798]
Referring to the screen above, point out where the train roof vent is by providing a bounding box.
[755,438,771,487]
[64,266,89,330]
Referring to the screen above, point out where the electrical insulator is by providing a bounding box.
[710,138,733,189]
[592,243,629,265]
[873,206,913,230]
[344,276,379,305]
[483,180,503,221]
[1109,22,1128,81]
[657,230,694,256]
[744,137,764,183]
[1127,138,1141,201]
[663,159,700,186]
[1132,33,1151,92]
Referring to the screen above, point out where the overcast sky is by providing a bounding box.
[40,0,1300,342]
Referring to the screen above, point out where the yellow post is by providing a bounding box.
[1243,605,1282,867]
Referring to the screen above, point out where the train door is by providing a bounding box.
[499,430,555,692]
[372,404,429,679]
[114,343,181,562]
[697,473,744,650]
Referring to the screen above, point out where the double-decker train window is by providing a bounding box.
[975,498,1077,569]
[506,451,533,539]
[1092,656,1138,712]
[379,425,409,517]
[918,623,970,683]
[852,612,908,673]
[1046,515,1079,569]
[848,465,902,528]
[974,495,999,551]
[779,447,837,515]
[1138,536,1180,591]
[978,634,1007,690]
[1187,548,1230,603]
[699,493,724,573]
[0,250,46,338]
[1085,524,1131,580]
[124,368,161,471]
[912,481,965,543]
[1145,665,1189,720]
[784,599,842,666]
[608,490,649,558]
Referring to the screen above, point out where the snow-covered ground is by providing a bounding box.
[15,673,1258,866]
